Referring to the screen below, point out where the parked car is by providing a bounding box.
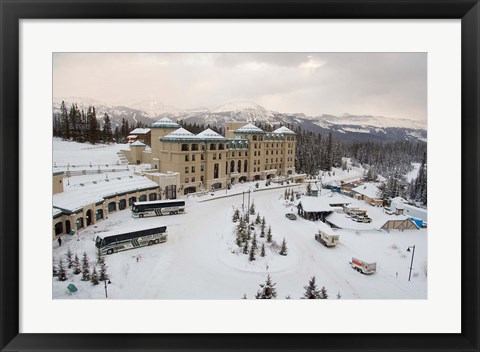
[285,213,297,220]
[362,217,372,223]
[352,216,365,222]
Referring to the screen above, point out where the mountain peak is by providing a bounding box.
[211,101,267,113]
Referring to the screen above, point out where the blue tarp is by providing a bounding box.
[409,217,423,228]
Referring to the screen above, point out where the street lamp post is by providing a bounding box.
[407,245,416,281]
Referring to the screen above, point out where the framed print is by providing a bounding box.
[1,0,479,351]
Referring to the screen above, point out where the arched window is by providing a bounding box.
[237,160,241,173]
[230,160,235,173]
[244,160,248,173]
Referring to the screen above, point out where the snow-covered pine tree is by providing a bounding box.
[302,276,321,299]
[252,233,258,250]
[243,241,249,255]
[255,213,261,224]
[279,238,288,256]
[248,244,256,262]
[236,216,247,243]
[260,243,266,257]
[73,253,81,275]
[57,257,68,281]
[52,257,58,277]
[267,226,272,243]
[255,274,277,299]
[260,220,266,238]
[319,286,328,299]
[99,259,109,281]
[249,201,256,215]
[232,208,240,222]
[81,252,90,281]
[91,266,100,285]
[336,291,342,299]
[66,247,73,268]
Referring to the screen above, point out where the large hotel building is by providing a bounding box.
[128,118,297,195]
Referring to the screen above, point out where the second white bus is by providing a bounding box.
[131,200,185,218]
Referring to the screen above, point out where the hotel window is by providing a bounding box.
[192,177,196,182]
[185,178,189,183]
[253,135,257,141]
[185,155,189,162]
[232,152,235,157]
[192,155,196,161]
[210,144,217,150]
[201,165,204,172]
[181,144,189,151]
[213,153,217,160]
[191,166,195,173]
[184,167,189,173]
[219,153,222,160]
[201,154,205,161]
[200,176,204,182]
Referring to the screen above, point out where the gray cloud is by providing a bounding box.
[53,52,426,121]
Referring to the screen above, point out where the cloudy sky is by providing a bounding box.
[53,52,427,121]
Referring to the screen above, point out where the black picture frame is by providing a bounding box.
[1,1,478,351]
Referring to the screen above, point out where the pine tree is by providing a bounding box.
[260,220,266,238]
[319,286,328,299]
[73,253,81,275]
[336,291,342,299]
[249,201,256,215]
[241,294,247,299]
[60,101,70,140]
[255,213,261,224]
[260,243,266,257]
[255,274,277,299]
[302,276,321,299]
[102,113,113,143]
[52,257,58,277]
[99,259,109,281]
[243,241,249,255]
[279,238,288,256]
[57,258,67,281]
[66,248,73,268]
[81,252,90,281]
[232,208,240,222]
[267,226,272,243]
[252,233,258,250]
[236,216,247,244]
[91,266,100,285]
[248,244,256,261]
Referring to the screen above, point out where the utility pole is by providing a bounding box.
[407,245,416,281]
[242,191,245,212]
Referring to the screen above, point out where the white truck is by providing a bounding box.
[315,230,339,247]
[350,257,376,274]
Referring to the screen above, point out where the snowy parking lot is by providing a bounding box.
[53,185,427,299]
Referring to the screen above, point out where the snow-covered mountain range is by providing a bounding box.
[53,97,427,143]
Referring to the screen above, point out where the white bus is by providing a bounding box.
[131,200,186,218]
[95,225,167,255]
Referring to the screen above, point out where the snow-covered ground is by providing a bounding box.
[53,140,427,299]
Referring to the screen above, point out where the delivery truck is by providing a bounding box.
[315,230,339,247]
[350,257,376,274]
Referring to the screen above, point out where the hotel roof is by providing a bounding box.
[234,123,265,134]
[196,128,225,139]
[273,126,295,134]
[151,117,181,129]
